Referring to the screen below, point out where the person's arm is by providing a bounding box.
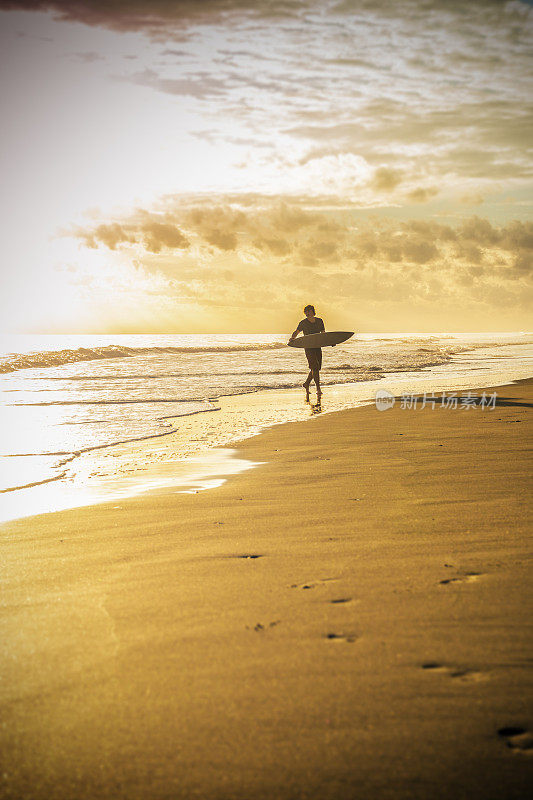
[289,321,303,341]
[319,318,325,333]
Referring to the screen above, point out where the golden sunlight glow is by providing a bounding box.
[0,2,531,332]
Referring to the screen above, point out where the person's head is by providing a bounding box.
[304,304,315,318]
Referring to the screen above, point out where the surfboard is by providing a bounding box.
[288,331,354,349]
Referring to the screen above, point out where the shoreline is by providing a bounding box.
[1,377,532,799]
[2,342,533,523]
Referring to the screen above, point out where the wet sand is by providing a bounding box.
[1,378,532,799]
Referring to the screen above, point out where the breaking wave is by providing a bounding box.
[0,342,288,374]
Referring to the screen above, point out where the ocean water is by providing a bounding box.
[1,331,532,520]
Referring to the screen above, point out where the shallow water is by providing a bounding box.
[0,332,531,521]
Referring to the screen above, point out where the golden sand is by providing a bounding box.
[1,379,532,799]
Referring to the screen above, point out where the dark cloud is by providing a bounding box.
[142,221,190,252]
[458,216,500,245]
[257,238,291,256]
[0,1,307,34]
[70,198,533,313]
[205,228,237,250]
[76,220,189,252]
[401,239,439,264]
[406,187,439,203]
[298,240,338,267]
[454,241,483,265]
[0,0,521,34]
[80,222,135,250]
[371,167,403,192]
[500,220,533,251]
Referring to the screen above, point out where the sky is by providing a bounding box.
[0,0,532,334]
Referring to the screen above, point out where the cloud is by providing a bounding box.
[204,228,238,250]
[0,1,302,34]
[287,100,533,183]
[75,219,189,252]
[459,192,484,206]
[406,187,439,203]
[401,239,439,264]
[256,238,291,256]
[142,222,190,252]
[125,67,228,99]
[371,167,403,192]
[458,216,500,245]
[3,0,531,209]
[5,0,529,38]
[69,197,533,313]
[3,0,532,330]
[80,223,135,250]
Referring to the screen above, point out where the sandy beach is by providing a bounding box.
[1,377,532,800]
[3,0,532,796]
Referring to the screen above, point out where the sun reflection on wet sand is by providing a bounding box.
[0,449,263,523]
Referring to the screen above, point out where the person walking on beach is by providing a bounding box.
[289,305,325,401]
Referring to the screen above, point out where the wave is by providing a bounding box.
[0,342,288,374]
[0,468,69,494]
[3,336,531,376]
[15,398,217,406]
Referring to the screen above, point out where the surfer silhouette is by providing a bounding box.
[289,305,325,401]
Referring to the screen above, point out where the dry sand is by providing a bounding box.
[1,378,532,800]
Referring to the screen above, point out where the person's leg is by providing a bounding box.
[315,349,322,396]
[313,368,321,396]
[304,350,314,396]
[303,372,311,401]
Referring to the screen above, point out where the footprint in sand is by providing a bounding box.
[325,632,358,643]
[439,572,482,585]
[247,621,281,632]
[330,597,353,604]
[291,577,339,590]
[497,727,533,752]
[421,663,487,682]
[224,553,263,560]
